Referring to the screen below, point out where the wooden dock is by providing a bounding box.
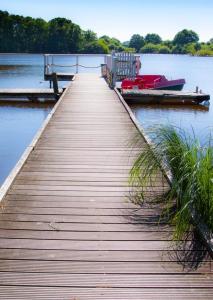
[122,88,210,104]
[0,88,63,101]
[0,74,212,299]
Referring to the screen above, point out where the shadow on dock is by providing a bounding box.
[126,192,210,271]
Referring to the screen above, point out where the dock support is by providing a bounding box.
[52,72,59,100]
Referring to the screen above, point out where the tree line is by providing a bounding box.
[0,10,213,56]
[128,31,213,56]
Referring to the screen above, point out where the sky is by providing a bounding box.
[0,0,212,42]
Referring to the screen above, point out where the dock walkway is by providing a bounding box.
[0,74,212,299]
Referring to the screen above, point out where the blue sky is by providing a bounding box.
[0,0,212,42]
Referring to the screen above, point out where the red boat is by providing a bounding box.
[121,75,185,91]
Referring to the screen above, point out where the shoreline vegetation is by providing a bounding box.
[130,126,213,242]
[1,10,213,56]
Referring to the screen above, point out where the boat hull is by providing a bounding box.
[154,84,185,91]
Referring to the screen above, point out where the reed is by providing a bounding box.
[130,126,213,239]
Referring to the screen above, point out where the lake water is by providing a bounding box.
[0,103,52,184]
[0,53,212,184]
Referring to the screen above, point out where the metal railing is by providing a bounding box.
[44,54,105,76]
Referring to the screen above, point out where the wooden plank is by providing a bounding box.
[0,214,167,223]
[0,229,173,241]
[0,238,201,251]
[0,260,211,274]
[0,287,213,300]
[1,207,161,216]
[0,221,171,232]
[0,248,209,262]
[0,272,212,286]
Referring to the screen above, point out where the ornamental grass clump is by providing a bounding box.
[130,126,213,240]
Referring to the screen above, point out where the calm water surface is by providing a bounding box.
[0,54,212,184]
[0,103,52,184]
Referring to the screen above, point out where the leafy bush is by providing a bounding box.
[82,40,109,54]
[140,43,160,53]
[196,45,213,56]
[158,45,171,54]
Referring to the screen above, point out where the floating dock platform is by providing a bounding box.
[44,73,75,81]
[121,89,210,104]
[0,88,63,101]
[0,88,63,102]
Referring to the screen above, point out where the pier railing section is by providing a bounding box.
[44,54,105,79]
[44,52,139,87]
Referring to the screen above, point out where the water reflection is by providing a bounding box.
[130,103,212,144]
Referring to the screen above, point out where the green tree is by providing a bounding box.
[48,18,82,53]
[145,33,162,44]
[82,39,109,54]
[83,30,97,43]
[100,35,111,43]
[140,43,160,53]
[173,29,199,45]
[158,45,171,54]
[129,34,145,52]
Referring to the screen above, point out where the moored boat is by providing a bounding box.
[122,75,185,91]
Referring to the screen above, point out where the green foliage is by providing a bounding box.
[129,34,145,52]
[196,49,213,56]
[82,39,109,54]
[83,30,97,43]
[47,18,82,53]
[130,126,213,240]
[183,43,197,55]
[196,44,213,56]
[173,29,199,46]
[158,45,171,54]
[140,43,160,53]
[145,33,162,44]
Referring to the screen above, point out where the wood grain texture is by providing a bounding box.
[0,73,212,299]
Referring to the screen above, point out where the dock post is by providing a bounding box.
[52,72,59,100]
[76,55,79,73]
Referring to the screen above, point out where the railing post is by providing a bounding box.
[111,54,117,88]
[44,54,46,78]
[76,55,79,73]
[52,72,59,100]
